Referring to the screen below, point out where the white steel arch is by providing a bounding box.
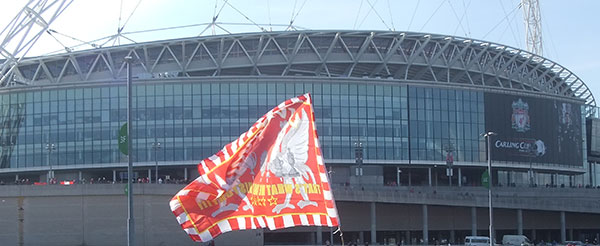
[0,0,74,87]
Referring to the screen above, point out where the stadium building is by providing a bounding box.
[0,31,599,245]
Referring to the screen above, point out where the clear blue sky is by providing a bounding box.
[2,0,599,103]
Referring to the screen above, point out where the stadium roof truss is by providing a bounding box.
[3,31,595,106]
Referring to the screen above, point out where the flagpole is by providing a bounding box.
[125,55,134,246]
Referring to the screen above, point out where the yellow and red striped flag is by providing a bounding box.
[170,93,339,242]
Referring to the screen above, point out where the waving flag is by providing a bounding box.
[170,93,339,242]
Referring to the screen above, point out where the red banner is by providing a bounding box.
[170,93,339,242]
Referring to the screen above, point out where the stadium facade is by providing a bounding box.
[1,31,600,245]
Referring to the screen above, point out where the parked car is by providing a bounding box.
[565,241,584,246]
[502,235,533,246]
[466,236,490,246]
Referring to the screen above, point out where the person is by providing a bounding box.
[158,178,163,184]
[325,240,331,246]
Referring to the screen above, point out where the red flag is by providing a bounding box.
[170,93,339,242]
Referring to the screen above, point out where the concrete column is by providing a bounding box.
[15,174,19,182]
[148,169,152,181]
[408,168,412,186]
[78,171,82,181]
[423,204,429,245]
[568,229,573,241]
[560,211,566,243]
[532,229,536,241]
[360,231,365,245]
[184,167,188,181]
[450,230,455,244]
[471,207,477,236]
[113,170,117,182]
[405,231,410,245]
[428,168,432,186]
[458,168,462,187]
[316,227,322,245]
[397,166,401,186]
[371,202,377,245]
[517,209,523,235]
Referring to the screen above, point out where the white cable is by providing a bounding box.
[461,0,472,37]
[407,0,420,30]
[386,0,395,31]
[482,3,520,39]
[357,0,377,29]
[499,0,521,50]
[267,0,272,31]
[120,0,143,33]
[447,0,468,37]
[365,0,392,31]
[223,0,267,32]
[353,0,364,30]
[419,0,445,32]
[118,0,123,33]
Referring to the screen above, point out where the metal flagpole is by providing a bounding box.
[125,55,134,246]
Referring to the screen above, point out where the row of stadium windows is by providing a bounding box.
[0,82,490,169]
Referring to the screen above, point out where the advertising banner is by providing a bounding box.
[484,93,582,166]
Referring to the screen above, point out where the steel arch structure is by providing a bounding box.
[0,0,73,87]
[3,30,595,106]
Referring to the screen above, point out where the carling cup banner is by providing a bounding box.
[170,93,339,242]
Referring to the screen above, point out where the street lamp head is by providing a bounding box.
[482,131,497,138]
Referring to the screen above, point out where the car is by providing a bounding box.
[565,241,584,246]
[466,236,490,246]
[502,235,533,246]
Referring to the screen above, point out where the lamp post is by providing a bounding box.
[152,141,161,183]
[483,131,497,246]
[125,55,134,246]
[45,143,56,183]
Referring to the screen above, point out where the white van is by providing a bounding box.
[502,235,532,246]
[466,236,490,246]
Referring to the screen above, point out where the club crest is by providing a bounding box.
[511,98,530,132]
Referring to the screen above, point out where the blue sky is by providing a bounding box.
[2,0,599,103]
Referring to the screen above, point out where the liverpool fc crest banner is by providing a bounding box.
[170,93,339,242]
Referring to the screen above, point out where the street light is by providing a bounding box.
[152,141,161,183]
[125,55,134,246]
[45,143,56,183]
[483,131,497,246]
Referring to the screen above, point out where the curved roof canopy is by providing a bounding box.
[3,30,595,106]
